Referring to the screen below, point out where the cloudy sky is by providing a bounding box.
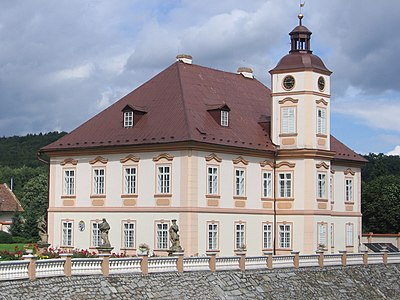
[0,0,399,155]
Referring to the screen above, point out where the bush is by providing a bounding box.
[12,236,34,244]
[0,231,13,243]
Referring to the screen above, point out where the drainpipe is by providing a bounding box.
[273,150,277,255]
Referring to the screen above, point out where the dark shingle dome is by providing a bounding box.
[271,52,331,75]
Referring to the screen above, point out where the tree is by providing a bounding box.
[20,173,48,240]
[9,211,24,237]
[362,175,400,233]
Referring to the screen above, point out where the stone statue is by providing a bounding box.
[99,218,111,247]
[37,215,48,244]
[169,219,183,252]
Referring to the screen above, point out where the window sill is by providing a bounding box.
[261,197,273,201]
[276,198,294,201]
[90,194,106,199]
[60,245,74,249]
[344,201,354,205]
[206,194,220,199]
[316,134,328,138]
[61,195,76,199]
[316,198,328,202]
[233,196,247,200]
[120,248,136,251]
[279,133,298,137]
[121,194,138,198]
[206,250,220,254]
[154,194,172,198]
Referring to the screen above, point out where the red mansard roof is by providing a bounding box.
[42,61,365,163]
[0,184,24,212]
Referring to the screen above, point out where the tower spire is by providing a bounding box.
[289,14,312,53]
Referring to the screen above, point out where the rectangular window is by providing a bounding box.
[92,222,101,247]
[221,110,229,127]
[124,111,133,128]
[345,178,353,202]
[157,166,171,194]
[317,108,326,134]
[330,223,334,248]
[235,223,246,249]
[278,173,292,198]
[64,169,75,195]
[207,166,218,195]
[279,224,291,249]
[282,107,296,134]
[62,221,73,246]
[318,223,327,248]
[93,168,105,195]
[317,173,326,199]
[262,171,273,198]
[156,223,169,249]
[207,223,218,250]
[263,223,273,249]
[123,222,135,248]
[124,167,137,194]
[346,223,354,246]
[329,175,334,201]
[235,169,245,196]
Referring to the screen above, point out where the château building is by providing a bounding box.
[41,15,366,256]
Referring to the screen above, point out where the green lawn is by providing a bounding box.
[0,244,25,252]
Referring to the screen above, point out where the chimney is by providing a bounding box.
[237,67,254,79]
[176,54,193,64]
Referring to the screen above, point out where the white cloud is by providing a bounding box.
[387,146,400,156]
[53,63,95,81]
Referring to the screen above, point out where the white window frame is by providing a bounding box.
[156,222,169,249]
[330,223,334,248]
[235,168,246,196]
[220,110,229,127]
[317,223,328,248]
[329,174,334,201]
[92,222,101,247]
[346,223,354,247]
[317,107,327,135]
[93,168,105,195]
[207,223,219,251]
[317,172,327,199]
[63,169,75,196]
[345,178,353,202]
[157,165,171,194]
[123,222,135,248]
[207,166,218,195]
[124,166,137,194]
[279,224,291,249]
[281,106,296,134]
[62,221,73,246]
[278,172,292,198]
[124,111,133,128]
[263,223,273,249]
[235,223,246,250]
[262,171,273,198]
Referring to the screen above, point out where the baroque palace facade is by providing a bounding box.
[41,16,366,256]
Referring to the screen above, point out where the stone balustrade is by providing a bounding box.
[0,249,396,281]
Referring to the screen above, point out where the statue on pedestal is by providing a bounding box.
[99,218,111,247]
[37,215,48,244]
[169,219,183,253]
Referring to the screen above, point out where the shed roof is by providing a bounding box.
[0,184,24,212]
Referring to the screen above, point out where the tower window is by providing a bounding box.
[221,110,229,127]
[317,108,326,134]
[124,111,133,128]
[281,107,296,134]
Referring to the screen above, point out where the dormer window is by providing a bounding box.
[207,103,231,128]
[124,111,133,128]
[121,104,147,128]
[221,110,229,127]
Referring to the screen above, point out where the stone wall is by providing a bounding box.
[1,264,399,299]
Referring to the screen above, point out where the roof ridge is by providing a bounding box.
[176,62,192,140]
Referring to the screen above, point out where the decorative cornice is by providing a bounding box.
[316,162,330,170]
[89,156,108,165]
[344,168,355,176]
[276,161,296,168]
[153,153,174,162]
[330,169,336,174]
[259,160,274,168]
[316,98,329,106]
[277,148,336,160]
[278,97,299,105]
[60,158,78,166]
[120,154,140,163]
[232,156,249,165]
[205,153,222,163]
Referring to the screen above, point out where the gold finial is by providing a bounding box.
[298,1,305,25]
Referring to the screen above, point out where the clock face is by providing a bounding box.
[283,75,295,90]
[318,76,325,91]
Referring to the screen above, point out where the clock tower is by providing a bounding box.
[270,14,332,150]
